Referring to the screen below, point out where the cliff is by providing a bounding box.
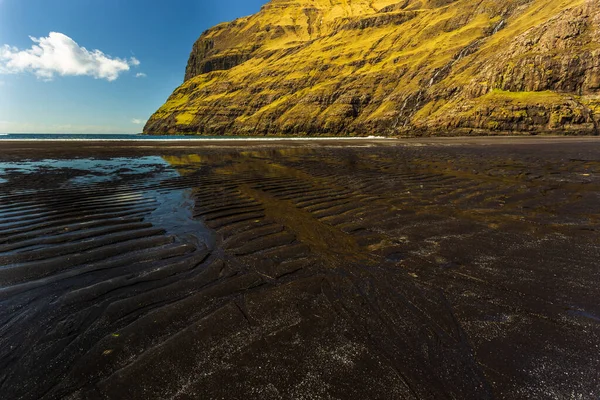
[144,0,600,136]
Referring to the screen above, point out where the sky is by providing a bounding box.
[0,0,265,133]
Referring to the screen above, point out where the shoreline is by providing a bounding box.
[0,136,391,142]
[2,135,600,146]
[2,136,600,161]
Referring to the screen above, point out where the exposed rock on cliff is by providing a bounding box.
[144,0,600,136]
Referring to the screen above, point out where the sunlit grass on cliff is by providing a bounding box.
[145,0,600,136]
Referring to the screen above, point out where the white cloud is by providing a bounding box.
[135,72,146,78]
[131,118,146,125]
[0,32,140,81]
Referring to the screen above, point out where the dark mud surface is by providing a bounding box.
[0,139,599,399]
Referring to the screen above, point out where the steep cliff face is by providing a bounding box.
[144,0,600,136]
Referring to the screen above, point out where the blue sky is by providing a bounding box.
[0,0,265,133]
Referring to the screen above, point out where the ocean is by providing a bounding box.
[0,133,236,140]
[0,133,386,141]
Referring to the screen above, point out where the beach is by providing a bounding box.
[1,137,599,399]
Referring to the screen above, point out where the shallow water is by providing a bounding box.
[0,142,599,399]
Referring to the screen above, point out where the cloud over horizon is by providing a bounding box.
[0,32,139,81]
[131,118,146,125]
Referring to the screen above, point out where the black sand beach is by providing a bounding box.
[0,138,599,399]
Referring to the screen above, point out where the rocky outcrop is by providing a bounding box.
[145,0,600,136]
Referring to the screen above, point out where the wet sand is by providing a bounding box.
[1,138,599,399]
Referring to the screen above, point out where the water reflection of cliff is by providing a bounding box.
[157,145,600,399]
[160,148,496,399]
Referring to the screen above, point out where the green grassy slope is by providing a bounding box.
[144,0,600,136]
